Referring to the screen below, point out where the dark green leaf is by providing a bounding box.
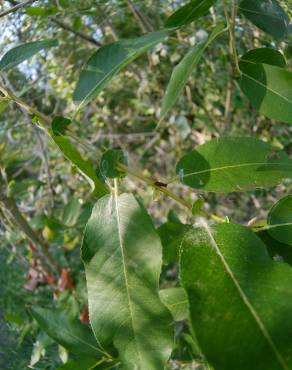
[157,222,193,264]
[81,193,173,369]
[240,48,286,68]
[56,357,98,370]
[239,50,292,124]
[30,307,104,358]
[160,23,225,121]
[191,197,204,215]
[258,230,292,266]
[165,0,216,27]
[0,39,58,71]
[266,195,292,245]
[159,287,189,321]
[239,0,290,38]
[52,116,71,136]
[49,121,108,197]
[181,222,292,370]
[100,149,128,178]
[73,29,170,109]
[176,137,292,192]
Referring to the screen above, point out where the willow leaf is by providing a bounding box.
[160,23,225,122]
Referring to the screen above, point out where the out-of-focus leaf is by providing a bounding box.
[30,307,104,358]
[239,0,290,38]
[62,197,82,227]
[0,39,58,71]
[159,287,189,321]
[160,23,225,121]
[165,0,216,27]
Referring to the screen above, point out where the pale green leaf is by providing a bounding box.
[160,23,226,122]
[176,137,292,192]
[81,193,173,369]
[159,287,189,321]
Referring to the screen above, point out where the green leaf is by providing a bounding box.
[49,118,108,197]
[30,307,104,358]
[239,0,290,38]
[52,116,71,135]
[62,197,82,227]
[157,222,193,264]
[176,137,292,192]
[258,230,292,266]
[191,197,204,215]
[165,0,216,28]
[239,50,292,124]
[81,193,173,369]
[26,6,58,17]
[239,48,286,68]
[30,332,53,367]
[160,23,226,121]
[0,39,58,71]
[266,195,292,245]
[73,29,170,109]
[56,357,99,370]
[100,149,128,179]
[180,222,292,370]
[159,287,189,321]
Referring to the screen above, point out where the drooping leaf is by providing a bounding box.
[0,39,58,71]
[180,222,292,370]
[159,287,189,321]
[239,50,292,124]
[239,0,290,38]
[157,222,193,264]
[176,137,292,192]
[266,195,292,245]
[30,307,104,358]
[160,23,225,121]
[49,118,108,197]
[73,29,170,109]
[165,0,216,28]
[81,193,173,370]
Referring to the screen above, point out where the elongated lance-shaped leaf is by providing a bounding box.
[81,193,173,370]
[73,29,170,110]
[180,222,292,370]
[176,137,292,192]
[30,307,104,358]
[48,117,108,197]
[0,39,58,71]
[239,0,290,38]
[239,49,292,124]
[159,23,225,123]
[165,0,216,28]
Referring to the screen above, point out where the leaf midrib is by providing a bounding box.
[201,221,289,370]
[180,162,292,180]
[113,190,143,366]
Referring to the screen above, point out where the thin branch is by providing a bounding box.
[51,17,101,47]
[0,194,59,273]
[0,0,36,18]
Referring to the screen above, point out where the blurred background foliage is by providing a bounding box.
[0,0,292,368]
